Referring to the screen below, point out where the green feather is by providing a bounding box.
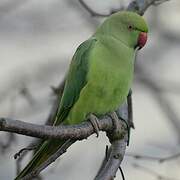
[55,38,97,125]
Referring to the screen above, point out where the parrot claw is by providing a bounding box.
[119,116,130,146]
[109,111,130,146]
[109,111,119,131]
[89,114,100,137]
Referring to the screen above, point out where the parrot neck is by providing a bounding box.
[94,22,130,49]
[94,33,131,51]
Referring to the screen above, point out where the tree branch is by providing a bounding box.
[95,138,128,180]
[133,163,180,180]
[127,0,170,15]
[79,0,170,17]
[127,152,180,163]
[0,116,127,140]
[79,0,122,17]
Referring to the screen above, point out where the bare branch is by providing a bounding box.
[14,145,37,160]
[159,152,180,163]
[133,163,180,180]
[0,116,128,140]
[15,143,37,176]
[153,0,170,5]
[127,152,180,163]
[19,108,127,179]
[127,0,170,15]
[79,0,170,17]
[95,138,128,180]
[78,0,122,17]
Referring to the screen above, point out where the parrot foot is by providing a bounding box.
[89,114,100,137]
[119,116,130,146]
[109,111,119,131]
[108,111,130,146]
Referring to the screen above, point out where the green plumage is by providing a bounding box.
[15,11,148,179]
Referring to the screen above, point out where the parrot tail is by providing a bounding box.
[15,139,75,180]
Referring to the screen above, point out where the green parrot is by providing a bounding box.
[15,11,148,179]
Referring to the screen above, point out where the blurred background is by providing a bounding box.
[0,0,180,179]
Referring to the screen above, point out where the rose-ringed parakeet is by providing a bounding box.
[15,11,148,179]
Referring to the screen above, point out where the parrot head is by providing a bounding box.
[95,11,148,50]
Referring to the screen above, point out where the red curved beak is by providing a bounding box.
[137,32,148,50]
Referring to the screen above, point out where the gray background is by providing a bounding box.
[0,0,180,179]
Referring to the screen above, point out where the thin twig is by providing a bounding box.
[79,0,120,17]
[22,140,75,180]
[79,0,170,17]
[133,163,180,180]
[14,145,37,160]
[119,167,125,180]
[159,152,180,163]
[153,0,170,5]
[15,141,40,176]
[127,0,170,15]
[126,152,180,163]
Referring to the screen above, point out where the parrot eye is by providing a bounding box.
[128,25,133,31]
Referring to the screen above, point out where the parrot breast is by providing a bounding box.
[66,37,135,125]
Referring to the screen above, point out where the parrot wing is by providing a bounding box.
[54,37,97,125]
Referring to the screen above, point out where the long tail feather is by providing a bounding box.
[15,139,72,180]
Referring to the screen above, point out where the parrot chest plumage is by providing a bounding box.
[67,37,134,124]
